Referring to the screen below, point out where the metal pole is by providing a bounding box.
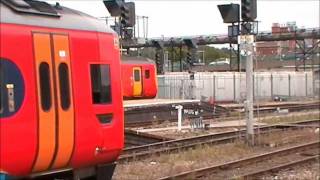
[312,38,315,76]
[229,42,233,70]
[229,22,234,71]
[146,17,149,39]
[142,16,145,39]
[311,38,316,96]
[303,40,306,71]
[294,30,298,71]
[180,45,183,72]
[137,16,140,38]
[171,43,174,72]
[238,23,241,72]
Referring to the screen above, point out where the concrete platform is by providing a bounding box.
[218,100,320,109]
[136,120,266,133]
[123,99,200,108]
[123,99,205,126]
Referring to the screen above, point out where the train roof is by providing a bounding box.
[0,0,115,34]
[121,55,155,65]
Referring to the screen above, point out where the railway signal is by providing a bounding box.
[103,0,123,16]
[241,0,257,22]
[120,2,135,27]
[217,3,241,71]
[183,38,197,70]
[155,52,161,65]
[155,51,163,74]
[120,3,129,26]
[152,40,164,74]
[103,0,136,28]
[217,3,240,23]
[186,52,192,65]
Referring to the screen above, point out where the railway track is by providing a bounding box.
[118,119,320,163]
[239,155,319,179]
[125,102,320,127]
[158,141,320,180]
[246,102,320,114]
[227,101,320,110]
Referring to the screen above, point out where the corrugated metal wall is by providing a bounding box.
[157,71,314,102]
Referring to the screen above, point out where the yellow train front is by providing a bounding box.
[0,0,123,179]
[121,56,158,99]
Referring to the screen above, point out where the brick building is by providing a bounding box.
[256,22,297,59]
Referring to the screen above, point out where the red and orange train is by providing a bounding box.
[1,0,123,179]
[121,56,158,99]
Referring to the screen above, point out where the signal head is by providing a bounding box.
[241,0,257,21]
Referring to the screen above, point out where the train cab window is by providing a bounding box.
[90,64,111,104]
[39,62,52,111]
[145,70,150,79]
[134,69,140,82]
[58,63,71,110]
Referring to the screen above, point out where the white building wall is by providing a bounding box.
[157,71,314,101]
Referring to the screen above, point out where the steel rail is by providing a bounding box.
[118,119,319,162]
[157,141,320,180]
[238,155,319,179]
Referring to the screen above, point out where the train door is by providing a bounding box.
[32,33,75,172]
[132,67,142,96]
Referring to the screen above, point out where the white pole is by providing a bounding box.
[246,49,254,145]
[176,105,183,131]
[240,35,255,146]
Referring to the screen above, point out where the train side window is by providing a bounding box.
[58,63,71,110]
[0,58,25,117]
[90,64,111,104]
[0,86,3,114]
[39,62,52,111]
[145,70,150,79]
[134,69,140,81]
[0,64,4,114]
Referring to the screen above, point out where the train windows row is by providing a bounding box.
[0,59,113,118]
[133,69,151,82]
[40,63,112,111]
[39,62,72,111]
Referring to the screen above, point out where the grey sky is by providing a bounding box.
[49,1,319,37]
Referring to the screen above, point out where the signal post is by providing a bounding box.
[240,0,257,146]
[239,35,255,146]
[218,0,257,146]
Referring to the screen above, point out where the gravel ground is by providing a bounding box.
[260,161,320,180]
[114,128,319,180]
